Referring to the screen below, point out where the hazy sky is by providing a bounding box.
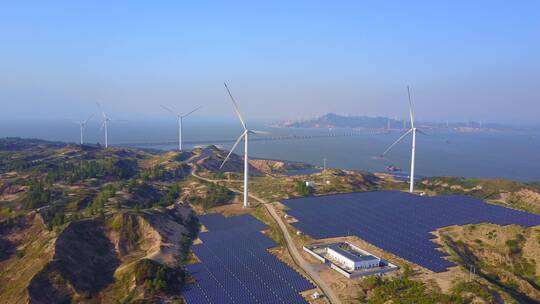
[1,1,539,123]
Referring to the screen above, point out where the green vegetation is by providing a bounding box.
[177,213,200,266]
[3,158,47,173]
[187,182,234,210]
[125,183,161,209]
[90,183,117,214]
[115,214,140,247]
[134,259,184,295]
[159,183,181,207]
[0,207,15,219]
[505,235,524,255]
[41,205,66,230]
[294,181,313,197]
[441,225,540,303]
[140,164,188,181]
[419,177,525,199]
[252,206,284,246]
[23,179,51,209]
[359,266,489,304]
[450,281,493,303]
[140,165,166,181]
[46,158,138,184]
[419,177,540,215]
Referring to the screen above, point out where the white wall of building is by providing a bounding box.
[327,247,380,270]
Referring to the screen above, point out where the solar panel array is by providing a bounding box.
[182,213,314,304]
[282,191,540,272]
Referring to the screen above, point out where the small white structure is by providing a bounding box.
[303,242,399,278]
[305,181,316,188]
[311,292,322,299]
[327,243,380,270]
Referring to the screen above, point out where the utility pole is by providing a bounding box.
[469,265,476,281]
[323,157,328,184]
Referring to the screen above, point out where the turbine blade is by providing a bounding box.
[84,114,93,124]
[224,82,247,130]
[381,129,412,157]
[160,105,176,115]
[99,121,106,131]
[182,105,202,118]
[416,129,428,136]
[407,86,415,129]
[220,131,246,169]
[249,130,271,135]
[96,102,107,119]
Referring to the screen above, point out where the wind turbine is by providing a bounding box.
[97,103,117,148]
[381,86,425,193]
[160,105,201,151]
[74,114,93,145]
[219,83,268,208]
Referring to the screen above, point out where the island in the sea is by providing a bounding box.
[272,113,532,133]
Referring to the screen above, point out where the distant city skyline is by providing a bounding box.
[1,1,539,123]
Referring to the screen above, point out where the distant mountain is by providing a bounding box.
[272,113,524,132]
[273,113,406,129]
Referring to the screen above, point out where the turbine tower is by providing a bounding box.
[97,103,112,148]
[160,105,201,151]
[74,114,93,145]
[381,86,425,193]
[220,82,268,208]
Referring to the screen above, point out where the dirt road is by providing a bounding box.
[190,167,341,304]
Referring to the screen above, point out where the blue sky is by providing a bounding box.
[1,1,539,123]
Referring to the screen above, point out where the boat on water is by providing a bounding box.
[385,165,403,172]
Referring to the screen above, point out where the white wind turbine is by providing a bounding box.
[220,83,269,208]
[160,105,201,151]
[97,103,121,148]
[381,86,425,193]
[74,114,93,145]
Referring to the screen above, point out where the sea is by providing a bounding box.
[1,120,539,182]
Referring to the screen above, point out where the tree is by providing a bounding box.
[295,181,313,196]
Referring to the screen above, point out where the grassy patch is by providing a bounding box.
[252,206,284,246]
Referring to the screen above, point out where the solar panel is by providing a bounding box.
[182,213,314,303]
[281,190,540,273]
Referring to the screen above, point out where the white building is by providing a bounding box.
[327,243,380,270]
[305,181,316,188]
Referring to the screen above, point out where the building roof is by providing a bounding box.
[327,243,378,263]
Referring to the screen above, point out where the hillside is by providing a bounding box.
[419,176,540,215]
[0,139,202,303]
[1,137,540,303]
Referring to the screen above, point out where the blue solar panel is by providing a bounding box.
[281,190,540,273]
[182,213,314,304]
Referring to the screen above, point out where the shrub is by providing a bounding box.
[23,179,51,209]
[295,181,313,197]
